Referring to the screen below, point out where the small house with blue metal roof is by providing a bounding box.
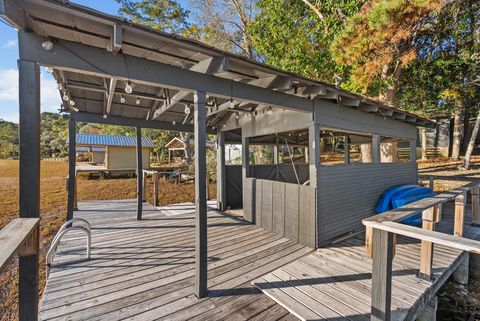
[76,133,154,173]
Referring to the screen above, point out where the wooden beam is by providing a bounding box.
[67,119,76,221]
[68,112,216,134]
[152,56,229,119]
[105,78,117,115]
[108,23,122,54]
[136,126,143,220]
[371,228,394,321]
[18,59,40,321]
[0,218,39,273]
[216,131,226,211]
[194,91,208,298]
[364,220,480,254]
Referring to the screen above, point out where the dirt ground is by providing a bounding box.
[0,160,216,321]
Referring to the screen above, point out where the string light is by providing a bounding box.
[120,95,126,103]
[125,81,133,94]
[103,114,108,119]
[69,99,75,106]
[136,97,141,105]
[184,105,190,114]
[63,93,69,101]
[172,120,176,125]
[42,40,54,51]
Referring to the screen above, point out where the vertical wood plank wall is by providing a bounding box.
[244,178,316,248]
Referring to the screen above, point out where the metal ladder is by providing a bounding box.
[46,218,91,276]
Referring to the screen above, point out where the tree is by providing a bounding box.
[332,0,445,106]
[40,112,69,158]
[188,0,257,58]
[116,0,189,33]
[0,120,19,158]
[249,0,362,81]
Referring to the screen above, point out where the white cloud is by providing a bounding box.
[0,68,62,123]
[2,39,17,48]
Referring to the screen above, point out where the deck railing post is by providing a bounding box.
[153,173,159,207]
[18,59,41,321]
[371,228,394,321]
[136,126,143,220]
[194,90,208,298]
[142,171,147,202]
[471,186,480,226]
[454,191,466,237]
[418,205,441,280]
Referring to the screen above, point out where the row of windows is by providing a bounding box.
[228,129,413,166]
[320,130,411,165]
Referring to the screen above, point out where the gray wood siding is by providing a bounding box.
[317,163,418,245]
[244,178,316,247]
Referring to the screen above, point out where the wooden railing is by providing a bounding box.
[363,182,480,321]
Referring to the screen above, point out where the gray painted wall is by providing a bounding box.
[316,162,418,245]
[244,178,316,248]
[250,164,309,184]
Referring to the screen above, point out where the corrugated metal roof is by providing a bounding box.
[76,134,155,148]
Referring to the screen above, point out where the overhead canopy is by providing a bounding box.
[1,0,434,130]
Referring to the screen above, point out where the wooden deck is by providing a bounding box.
[253,202,480,321]
[39,199,312,321]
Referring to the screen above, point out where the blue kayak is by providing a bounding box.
[375,184,418,214]
[375,184,435,226]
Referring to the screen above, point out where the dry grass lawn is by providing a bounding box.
[0,159,216,321]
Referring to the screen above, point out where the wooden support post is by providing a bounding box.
[206,170,210,201]
[18,59,41,321]
[410,139,417,162]
[429,176,435,190]
[194,91,208,298]
[371,228,394,321]
[366,227,397,259]
[136,126,143,220]
[274,135,280,181]
[472,186,480,226]
[419,206,437,280]
[372,135,380,163]
[67,119,76,221]
[142,171,147,202]
[216,131,226,211]
[153,173,159,207]
[74,173,78,211]
[242,132,250,220]
[454,191,466,237]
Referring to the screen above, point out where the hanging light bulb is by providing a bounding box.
[72,107,79,112]
[125,81,133,94]
[69,99,75,106]
[57,83,62,90]
[136,97,141,105]
[172,120,176,125]
[46,67,53,73]
[184,105,190,114]
[120,95,126,103]
[42,40,54,51]
[63,93,69,101]
[235,113,239,120]
[103,114,108,119]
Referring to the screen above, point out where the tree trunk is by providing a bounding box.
[462,103,470,153]
[421,128,427,160]
[462,110,480,169]
[451,100,465,161]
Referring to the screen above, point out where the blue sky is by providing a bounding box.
[0,0,189,123]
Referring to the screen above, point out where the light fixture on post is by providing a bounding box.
[42,40,54,51]
[125,81,133,94]
[136,97,141,105]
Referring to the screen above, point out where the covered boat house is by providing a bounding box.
[3,1,480,321]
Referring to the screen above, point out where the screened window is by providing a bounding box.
[248,145,275,165]
[320,130,373,165]
[380,137,411,163]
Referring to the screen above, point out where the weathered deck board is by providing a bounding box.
[253,202,480,321]
[39,199,313,321]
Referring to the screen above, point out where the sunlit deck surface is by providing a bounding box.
[39,200,480,321]
[39,200,312,321]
